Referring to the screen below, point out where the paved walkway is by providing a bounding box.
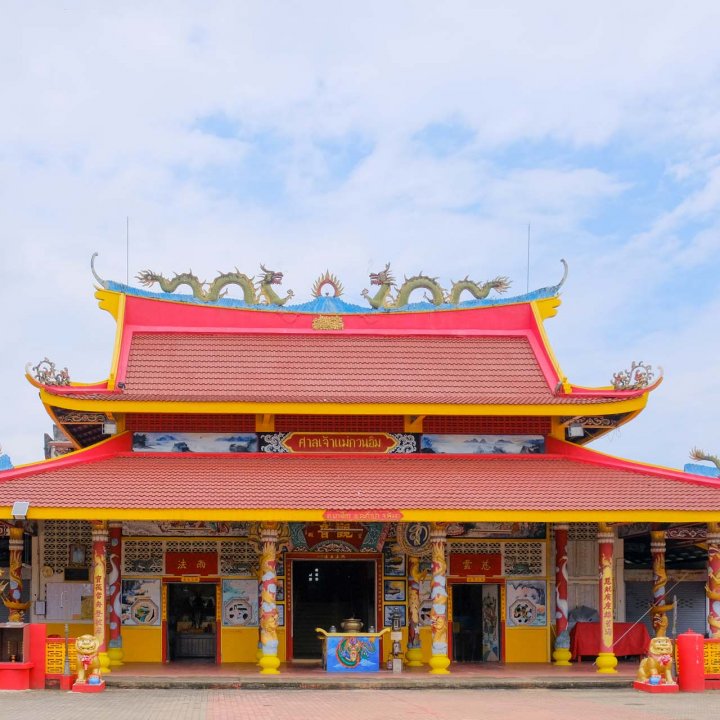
[0,687,715,720]
[99,659,639,689]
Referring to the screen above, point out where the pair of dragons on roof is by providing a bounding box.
[91,253,568,307]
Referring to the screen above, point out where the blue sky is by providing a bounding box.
[1,2,720,470]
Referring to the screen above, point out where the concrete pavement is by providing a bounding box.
[0,688,715,720]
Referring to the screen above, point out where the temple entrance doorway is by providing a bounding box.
[290,559,377,659]
[451,583,502,662]
[167,582,218,662]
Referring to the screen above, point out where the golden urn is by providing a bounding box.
[340,617,363,632]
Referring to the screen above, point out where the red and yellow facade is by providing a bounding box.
[2,264,720,674]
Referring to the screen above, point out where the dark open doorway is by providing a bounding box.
[291,560,376,659]
[451,584,501,662]
[167,583,217,662]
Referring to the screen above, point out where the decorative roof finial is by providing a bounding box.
[689,448,720,472]
[311,271,344,298]
[611,361,655,391]
[90,253,108,288]
[26,358,71,386]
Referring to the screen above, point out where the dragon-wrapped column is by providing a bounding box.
[90,520,111,676]
[406,555,424,667]
[428,523,450,674]
[596,523,617,673]
[258,522,281,674]
[107,521,123,666]
[552,524,571,665]
[650,526,672,637]
[708,522,720,639]
[3,524,30,622]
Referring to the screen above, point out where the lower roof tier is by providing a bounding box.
[1,434,719,522]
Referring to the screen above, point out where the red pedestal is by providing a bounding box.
[633,680,679,693]
[0,662,34,690]
[72,679,106,693]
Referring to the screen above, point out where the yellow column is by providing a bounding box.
[91,520,111,676]
[428,523,450,674]
[258,521,281,674]
[596,523,617,673]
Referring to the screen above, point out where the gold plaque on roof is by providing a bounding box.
[312,315,344,331]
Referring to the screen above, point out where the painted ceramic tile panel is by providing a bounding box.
[121,579,161,626]
[326,635,381,672]
[420,434,544,454]
[133,432,258,453]
[506,580,547,627]
[222,579,259,626]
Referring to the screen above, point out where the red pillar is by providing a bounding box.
[91,521,110,676]
[596,523,617,673]
[552,524,571,665]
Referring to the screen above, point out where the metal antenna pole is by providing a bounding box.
[526,223,531,293]
[126,216,130,286]
[63,622,70,676]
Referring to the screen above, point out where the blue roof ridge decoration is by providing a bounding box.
[91,253,568,315]
[685,448,720,478]
[0,444,13,471]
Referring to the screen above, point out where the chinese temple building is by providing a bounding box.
[1,258,720,678]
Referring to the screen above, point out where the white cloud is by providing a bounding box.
[1,2,720,469]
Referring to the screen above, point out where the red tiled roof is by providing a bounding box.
[1,448,718,515]
[44,333,627,406]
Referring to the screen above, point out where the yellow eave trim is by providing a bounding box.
[4,507,720,523]
[38,391,649,417]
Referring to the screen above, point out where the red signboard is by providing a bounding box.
[166,552,218,576]
[323,510,403,522]
[282,432,398,453]
[450,553,502,577]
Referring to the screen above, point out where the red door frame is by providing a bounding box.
[447,578,506,663]
[161,577,222,664]
[285,552,382,660]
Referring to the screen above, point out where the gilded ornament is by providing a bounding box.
[311,270,344,298]
[312,315,344,331]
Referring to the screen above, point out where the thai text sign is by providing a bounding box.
[450,553,502,577]
[281,432,398,453]
[166,552,218,576]
[324,510,403,522]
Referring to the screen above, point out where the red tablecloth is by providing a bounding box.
[570,622,650,660]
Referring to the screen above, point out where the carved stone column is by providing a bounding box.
[258,522,280,674]
[708,522,720,639]
[596,523,617,673]
[650,527,672,636]
[91,520,111,676]
[107,521,124,666]
[552,524,571,665]
[428,523,450,674]
[406,555,424,666]
[2,525,30,621]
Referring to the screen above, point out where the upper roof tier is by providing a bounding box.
[29,259,661,422]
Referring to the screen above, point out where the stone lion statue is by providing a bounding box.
[636,635,675,684]
[75,634,100,683]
